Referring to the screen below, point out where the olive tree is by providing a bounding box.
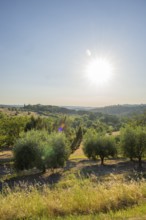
[121,126,146,168]
[120,126,137,161]
[13,130,48,171]
[96,136,117,165]
[82,130,98,160]
[13,130,71,172]
[83,130,117,165]
[43,132,71,169]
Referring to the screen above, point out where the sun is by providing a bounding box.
[86,57,113,86]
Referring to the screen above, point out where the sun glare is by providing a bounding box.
[86,57,113,86]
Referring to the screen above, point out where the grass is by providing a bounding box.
[45,202,146,219]
[1,146,146,219]
[0,150,13,157]
[0,174,146,220]
[69,144,87,160]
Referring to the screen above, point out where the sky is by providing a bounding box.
[0,0,146,107]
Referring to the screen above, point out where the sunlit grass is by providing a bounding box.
[0,175,146,220]
[43,202,146,219]
[69,145,87,160]
[1,144,146,219]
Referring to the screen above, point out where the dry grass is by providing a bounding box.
[112,131,120,136]
[0,175,146,220]
[0,150,13,159]
[69,144,87,160]
[0,107,37,117]
[0,141,146,219]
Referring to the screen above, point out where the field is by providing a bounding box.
[0,146,146,220]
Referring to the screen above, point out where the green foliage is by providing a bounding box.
[71,127,83,153]
[24,116,48,131]
[43,132,71,169]
[13,141,42,171]
[13,130,48,171]
[0,114,28,147]
[83,130,117,164]
[13,130,71,171]
[120,126,146,167]
[100,114,121,131]
[91,104,146,116]
[120,126,137,161]
[97,135,117,164]
[82,129,97,160]
[23,104,77,114]
[127,111,146,127]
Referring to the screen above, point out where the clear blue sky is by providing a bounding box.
[0,0,146,107]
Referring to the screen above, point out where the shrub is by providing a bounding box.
[13,130,71,171]
[13,141,42,171]
[43,132,71,169]
[13,130,47,171]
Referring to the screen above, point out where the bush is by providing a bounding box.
[13,130,71,171]
[13,141,42,171]
[13,130,47,171]
[43,132,71,169]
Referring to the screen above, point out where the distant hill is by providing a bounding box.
[62,106,94,111]
[23,104,77,115]
[90,104,146,116]
[0,104,23,108]
[1,104,146,116]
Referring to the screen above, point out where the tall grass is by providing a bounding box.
[0,175,146,220]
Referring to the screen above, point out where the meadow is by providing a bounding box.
[0,146,146,220]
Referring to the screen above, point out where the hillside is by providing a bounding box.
[1,104,146,116]
[22,104,146,116]
[91,104,146,116]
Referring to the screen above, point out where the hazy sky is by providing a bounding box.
[0,0,146,107]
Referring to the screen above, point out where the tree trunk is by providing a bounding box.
[100,156,104,165]
[130,157,134,162]
[138,156,142,169]
[42,165,46,173]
